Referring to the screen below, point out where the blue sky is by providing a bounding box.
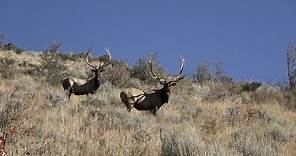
[1,0,296,81]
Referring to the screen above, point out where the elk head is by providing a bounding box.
[84,47,112,78]
[149,55,185,94]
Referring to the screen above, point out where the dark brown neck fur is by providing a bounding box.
[157,85,170,105]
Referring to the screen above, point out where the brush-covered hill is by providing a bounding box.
[0,48,296,156]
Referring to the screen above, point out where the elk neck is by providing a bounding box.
[90,71,100,88]
[94,71,99,80]
[157,84,170,104]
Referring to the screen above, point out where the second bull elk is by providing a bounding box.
[120,55,185,115]
[62,48,112,99]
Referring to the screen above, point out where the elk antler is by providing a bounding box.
[149,55,159,79]
[97,47,112,70]
[149,55,165,83]
[165,56,185,84]
[84,47,97,69]
[176,56,185,81]
[84,47,112,70]
[171,56,185,82]
[149,54,185,84]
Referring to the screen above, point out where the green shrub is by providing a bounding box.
[192,62,233,85]
[56,53,74,61]
[241,82,262,92]
[213,63,233,84]
[40,42,67,86]
[283,88,296,111]
[15,48,24,54]
[100,60,132,87]
[0,57,16,66]
[57,52,85,61]
[131,53,166,84]
[192,61,212,84]
[1,43,24,54]
[0,57,16,79]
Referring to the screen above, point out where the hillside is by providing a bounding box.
[0,49,296,156]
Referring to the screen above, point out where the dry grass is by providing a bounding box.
[0,50,296,156]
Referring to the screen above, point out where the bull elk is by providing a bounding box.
[62,48,112,99]
[120,55,185,115]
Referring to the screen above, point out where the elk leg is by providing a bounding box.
[150,108,157,116]
[90,90,96,94]
[66,88,72,99]
[68,92,72,99]
[126,104,133,112]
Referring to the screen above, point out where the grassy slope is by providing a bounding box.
[0,50,296,156]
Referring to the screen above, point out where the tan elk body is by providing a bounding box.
[62,48,111,99]
[120,55,185,115]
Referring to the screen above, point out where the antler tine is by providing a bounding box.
[149,55,160,79]
[98,47,112,70]
[173,56,185,81]
[104,47,112,62]
[84,47,97,69]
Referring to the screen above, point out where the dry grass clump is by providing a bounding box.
[0,77,37,129]
[251,86,283,105]
[0,50,296,155]
[282,88,296,111]
[201,82,240,102]
[161,128,236,156]
[229,129,278,156]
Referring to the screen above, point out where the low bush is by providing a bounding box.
[283,88,296,111]
[161,129,233,156]
[131,53,166,84]
[1,43,24,54]
[57,52,85,61]
[229,130,278,156]
[0,57,16,79]
[101,61,131,87]
[241,82,262,92]
[192,62,233,85]
[40,42,67,86]
[251,86,283,104]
